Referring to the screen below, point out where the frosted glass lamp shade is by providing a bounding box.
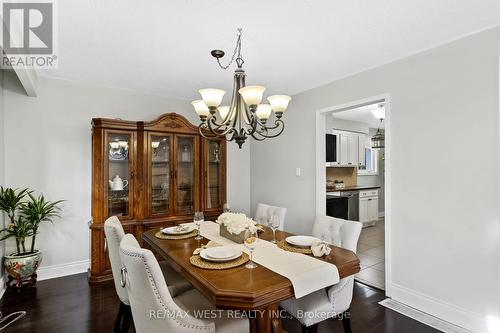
[267,95,291,112]
[238,85,266,106]
[198,89,226,108]
[256,104,272,120]
[191,100,210,117]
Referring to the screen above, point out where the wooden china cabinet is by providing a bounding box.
[89,113,226,283]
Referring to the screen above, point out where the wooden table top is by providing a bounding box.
[143,224,360,310]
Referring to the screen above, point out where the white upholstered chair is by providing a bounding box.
[254,203,287,231]
[119,234,249,333]
[280,215,362,333]
[104,216,192,332]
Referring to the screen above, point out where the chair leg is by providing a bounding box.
[301,323,318,333]
[113,302,125,333]
[341,311,352,333]
[114,302,132,333]
[121,304,132,333]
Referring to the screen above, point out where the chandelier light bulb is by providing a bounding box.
[267,95,292,113]
[256,104,272,120]
[191,100,210,117]
[238,85,266,107]
[198,89,226,108]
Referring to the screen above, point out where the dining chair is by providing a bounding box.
[254,203,287,230]
[280,215,362,333]
[104,216,192,332]
[119,233,249,333]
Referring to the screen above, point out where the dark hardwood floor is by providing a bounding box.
[0,273,439,333]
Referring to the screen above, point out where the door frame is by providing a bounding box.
[314,93,392,297]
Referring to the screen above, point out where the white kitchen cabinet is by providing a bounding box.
[339,134,348,165]
[359,190,379,224]
[358,134,366,169]
[338,132,358,166]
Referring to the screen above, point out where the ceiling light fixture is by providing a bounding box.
[191,29,291,148]
[371,103,385,149]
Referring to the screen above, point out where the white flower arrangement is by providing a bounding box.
[216,212,257,235]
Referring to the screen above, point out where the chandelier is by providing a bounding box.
[191,29,291,148]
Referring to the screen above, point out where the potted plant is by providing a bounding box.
[0,187,63,289]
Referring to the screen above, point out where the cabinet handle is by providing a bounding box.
[104,237,107,253]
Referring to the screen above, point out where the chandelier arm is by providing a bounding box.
[199,122,220,139]
[252,119,285,139]
[207,115,236,137]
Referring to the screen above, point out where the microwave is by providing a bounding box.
[325,133,339,166]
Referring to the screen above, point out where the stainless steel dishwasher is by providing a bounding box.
[342,191,359,221]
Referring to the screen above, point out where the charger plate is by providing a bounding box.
[155,230,198,240]
[277,240,313,254]
[190,253,249,270]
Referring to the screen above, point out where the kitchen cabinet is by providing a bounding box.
[358,134,366,169]
[359,189,379,224]
[338,132,358,166]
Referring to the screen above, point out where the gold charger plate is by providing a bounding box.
[155,230,198,240]
[190,252,250,270]
[277,240,313,254]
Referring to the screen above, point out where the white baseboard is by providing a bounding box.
[37,260,89,281]
[391,283,489,333]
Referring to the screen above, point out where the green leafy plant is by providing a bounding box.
[20,193,64,253]
[0,187,63,255]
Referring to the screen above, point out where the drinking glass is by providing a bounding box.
[194,212,204,240]
[223,203,230,213]
[244,229,258,269]
[269,215,280,244]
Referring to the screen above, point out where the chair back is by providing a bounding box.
[119,234,214,333]
[311,215,362,252]
[254,203,287,231]
[104,216,129,305]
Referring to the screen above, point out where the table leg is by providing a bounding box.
[251,303,284,333]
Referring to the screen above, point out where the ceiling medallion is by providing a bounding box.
[191,29,292,148]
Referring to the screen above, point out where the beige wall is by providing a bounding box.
[251,27,500,332]
[1,74,251,279]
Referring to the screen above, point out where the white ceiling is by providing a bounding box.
[331,103,385,129]
[43,0,500,101]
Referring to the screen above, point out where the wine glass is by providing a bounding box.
[244,229,258,269]
[194,212,204,240]
[269,215,280,244]
[223,203,230,213]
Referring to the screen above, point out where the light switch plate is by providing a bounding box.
[296,167,301,176]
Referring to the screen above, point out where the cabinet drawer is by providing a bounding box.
[360,189,378,198]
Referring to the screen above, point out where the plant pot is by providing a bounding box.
[219,224,250,244]
[4,250,42,279]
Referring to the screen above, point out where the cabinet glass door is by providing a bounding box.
[206,140,223,209]
[175,136,195,214]
[107,132,133,218]
[150,135,171,215]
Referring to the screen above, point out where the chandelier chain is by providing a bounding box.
[216,29,243,70]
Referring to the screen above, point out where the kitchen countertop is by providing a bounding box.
[326,185,381,193]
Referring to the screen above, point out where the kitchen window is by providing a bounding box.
[358,147,379,175]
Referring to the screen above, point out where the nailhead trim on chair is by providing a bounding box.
[120,247,213,331]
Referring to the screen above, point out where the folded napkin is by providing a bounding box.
[311,242,331,257]
[193,240,221,255]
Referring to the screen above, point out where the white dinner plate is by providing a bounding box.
[285,235,321,248]
[200,247,242,262]
[161,225,193,235]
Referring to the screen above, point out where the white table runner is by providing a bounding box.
[192,221,340,299]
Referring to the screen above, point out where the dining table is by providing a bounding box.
[142,222,360,333]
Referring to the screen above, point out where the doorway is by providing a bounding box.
[315,94,391,295]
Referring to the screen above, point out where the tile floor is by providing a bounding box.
[355,218,385,290]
